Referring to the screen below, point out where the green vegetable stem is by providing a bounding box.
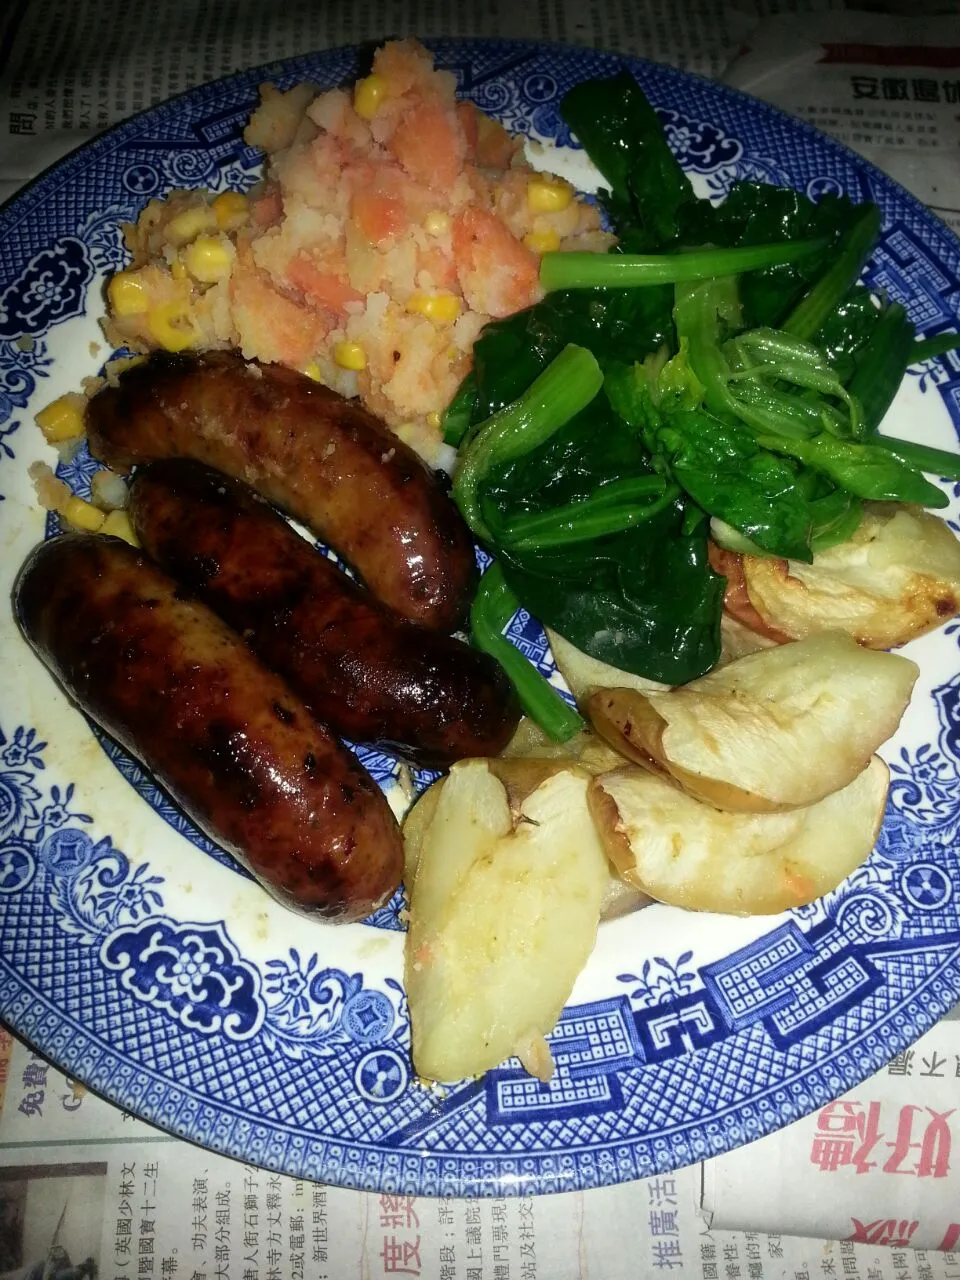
[845,302,914,435]
[470,563,585,742]
[782,204,882,342]
[911,332,960,363]
[539,240,827,293]
[497,476,679,550]
[452,343,603,543]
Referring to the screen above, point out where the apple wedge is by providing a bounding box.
[589,755,889,914]
[587,632,916,813]
[741,502,960,649]
[546,625,670,702]
[403,758,611,1083]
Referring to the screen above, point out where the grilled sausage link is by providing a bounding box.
[85,351,477,630]
[129,459,521,769]
[14,534,403,921]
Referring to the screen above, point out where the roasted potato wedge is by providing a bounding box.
[401,778,446,886]
[589,755,889,914]
[404,758,611,1082]
[403,746,646,911]
[588,633,916,813]
[740,502,960,649]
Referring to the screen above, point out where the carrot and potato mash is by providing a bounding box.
[104,38,612,465]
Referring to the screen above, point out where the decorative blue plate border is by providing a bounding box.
[1,39,960,1196]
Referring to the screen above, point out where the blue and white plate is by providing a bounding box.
[1,39,959,1197]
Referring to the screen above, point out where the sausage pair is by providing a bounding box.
[15,354,519,921]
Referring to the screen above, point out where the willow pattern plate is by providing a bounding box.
[1,38,959,1196]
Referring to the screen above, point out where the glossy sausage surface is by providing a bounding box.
[85,351,477,630]
[14,534,403,921]
[129,459,521,768]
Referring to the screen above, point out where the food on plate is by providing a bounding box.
[587,633,917,813]
[102,38,612,464]
[588,756,890,915]
[128,458,520,767]
[85,349,478,630]
[16,39,960,1086]
[27,458,137,540]
[545,625,670,702]
[14,535,403,922]
[444,71,960,733]
[716,502,960,650]
[403,758,611,1082]
[718,612,779,664]
[402,734,648,911]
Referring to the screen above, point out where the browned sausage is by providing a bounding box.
[84,350,478,630]
[128,459,520,768]
[14,534,403,921]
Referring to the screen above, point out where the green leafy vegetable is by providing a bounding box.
[441,371,479,447]
[846,301,915,436]
[782,204,882,342]
[756,433,949,507]
[497,503,724,686]
[443,68,960,735]
[470,286,674,423]
[560,70,695,250]
[497,475,678,550]
[869,437,960,484]
[675,182,870,329]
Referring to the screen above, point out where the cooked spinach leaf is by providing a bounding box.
[559,70,695,251]
[498,500,724,686]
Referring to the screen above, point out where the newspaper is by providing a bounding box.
[702,1010,960,1255]
[721,12,960,234]
[2,1,960,1275]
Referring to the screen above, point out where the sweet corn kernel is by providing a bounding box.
[354,73,388,120]
[406,292,461,324]
[62,496,105,533]
[302,362,325,382]
[35,394,85,443]
[211,190,249,230]
[170,256,188,281]
[423,210,451,236]
[527,176,573,213]
[166,204,218,243]
[100,509,138,545]
[523,228,562,254]
[333,341,367,371]
[148,300,198,352]
[183,236,232,283]
[107,271,149,316]
[426,411,442,429]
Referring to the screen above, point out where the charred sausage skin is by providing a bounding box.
[14,534,403,921]
[85,351,477,630]
[129,459,520,769]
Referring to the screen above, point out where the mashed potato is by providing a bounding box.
[105,38,613,464]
